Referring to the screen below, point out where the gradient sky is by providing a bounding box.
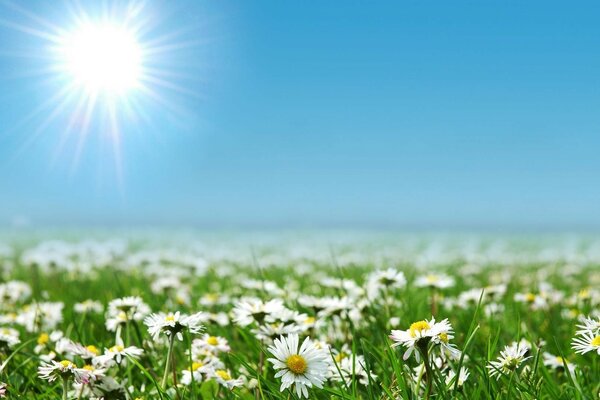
[0,1,599,229]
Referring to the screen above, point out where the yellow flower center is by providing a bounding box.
[110,345,125,352]
[207,336,219,346]
[286,354,308,374]
[568,308,579,318]
[409,321,431,338]
[191,361,204,371]
[216,370,231,380]
[578,289,590,299]
[165,315,175,322]
[426,275,439,283]
[555,356,565,364]
[439,332,449,343]
[334,352,348,363]
[83,364,95,371]
[304,317,316,325]
[591,336,600,347]
[86,345,100,355]
[504,356,519,370]
[525,293,536,303]
[37,333,49,345]
[60,360,74,368]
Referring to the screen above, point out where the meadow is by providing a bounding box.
[0,233,598,399]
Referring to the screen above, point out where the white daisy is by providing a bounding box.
[232,298,285,326]
[542,352,576,374]
[180,359,223,385]
[93,343,143,366]
[210,369,244,389]
[144,311,205,341]
[37,360,86,383]
[571,330,600,355]
[267,333,329,398]
[106,296,150,328]
[445,367,469,388]
[487,343,531,379]
[366,268,406,299]
[415,273,455,289]
[0,328,20,349]
[74,300,103,314]
[193,334,230,353]
[389,317,454,361]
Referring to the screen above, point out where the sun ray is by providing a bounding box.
[70,92,98,171]
[0,0,201,184]
[0,17,62,42]
[140,73,203,99]
[2,0,66,34]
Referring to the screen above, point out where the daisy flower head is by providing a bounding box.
[94,343,143,366]
[571,330,600,356]
[78,364,106,384]
[415,273,455,289]
[389,317,455,361]
[366,268,406,298]
[38,359,85,383]
[487,343,531,379]
[542,352,576,374]
[267,333,329,398]
[0,327,20,349]
[252,321,303,343]
[445,367,469,389]
[74,299,103,314]
[232,298,285,326]
[0,281,31,305]
[514,292,548,310]
[17,302,63,332]
[144,311,205,341]
[107,296,150,321]
[431,319,461,360]
[61,340,101,361]
[181,362,206,386]
[180,357,224,385]
[194,334,231,353]
[210,369,244,389]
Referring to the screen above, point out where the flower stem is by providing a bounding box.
[162,334,176,389]
[430,288,437,316]
[62,377,69,400]
[418,344,433,400]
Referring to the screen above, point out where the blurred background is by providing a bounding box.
[1,1,599,232]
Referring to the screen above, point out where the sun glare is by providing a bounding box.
[59,24,142,95]
[3,0,200,180]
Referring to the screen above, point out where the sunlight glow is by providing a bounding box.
[59,24,142,95]
[2,0,201,183]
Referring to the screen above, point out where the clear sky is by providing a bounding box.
[0,1,599,229]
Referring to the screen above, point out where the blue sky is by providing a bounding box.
[0,1,599,229]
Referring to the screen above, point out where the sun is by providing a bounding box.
[59,23,142,95]
[2,0,203,180]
